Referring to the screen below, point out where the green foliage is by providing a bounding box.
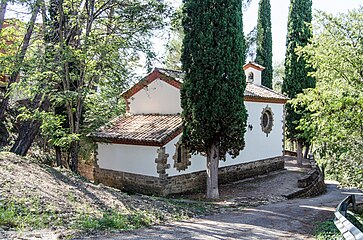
[255,0,273,88]
[0,0,171,161]
[291,8,363,188]
[283,0,315,141]
[181,0,247,158]
[78,210,155,230]
[313,219,342,240]
[0,198,61,230]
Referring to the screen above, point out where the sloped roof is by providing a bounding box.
[122,67,288,104]
[245,83,288,103]
[243,62,265,71]
[156,68,185,82]
[90,114,182,146]
[122,68,182,100]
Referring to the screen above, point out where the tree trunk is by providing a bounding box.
[0,0,7,33]
[10,120,42,156]
[10,97,50,156]
[296,140,303,166]
[206,142,219,199]
[0,0,40,120]
[291,140,295,152]
[55,146,62,167]
[303,143,310,159]
[0,120,8,148]
[69,141,79,173]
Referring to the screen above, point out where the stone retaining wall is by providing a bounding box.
[285,157,326,199]
[95,156,285,196]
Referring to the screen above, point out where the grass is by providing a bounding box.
[313,219,342,240]
[0,195,210,233]
[78,210,156,231]
[0,198,61,230]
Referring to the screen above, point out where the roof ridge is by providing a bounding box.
[247,83,289,99]
[155,67,183,74]
[133,113,181,116]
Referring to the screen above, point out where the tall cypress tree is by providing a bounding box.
[255,0,273,88]
[181,0,247,199]
[283,0,315,164]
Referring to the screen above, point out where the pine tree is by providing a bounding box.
[282,0,315,164]
[181,0,247,199]
[255,0,273,88]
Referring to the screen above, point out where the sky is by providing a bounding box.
[169,0,362,63]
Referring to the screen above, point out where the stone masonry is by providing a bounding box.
[94,156,285,196]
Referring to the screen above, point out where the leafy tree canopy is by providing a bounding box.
[291,7,363,188]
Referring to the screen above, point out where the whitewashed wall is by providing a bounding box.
[97,143,159,177]
[128,78,182,114]
[98,74,285,177]
[165,102,284,176]
[97,101,284,177]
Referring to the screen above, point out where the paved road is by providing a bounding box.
[82,181,362,240]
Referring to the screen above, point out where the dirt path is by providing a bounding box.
[79,182,362,240]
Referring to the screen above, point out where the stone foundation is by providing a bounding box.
[95,156,285,196]
[78,162,95,181]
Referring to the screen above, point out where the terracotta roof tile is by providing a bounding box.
[245,83,289,102]
[90,114,182,146]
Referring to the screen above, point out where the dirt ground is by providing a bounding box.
[80,158,362,240]
[179,157,311,206]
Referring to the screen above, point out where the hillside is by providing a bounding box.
[0,152,210,239]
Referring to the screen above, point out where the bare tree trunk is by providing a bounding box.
[10,120,42,155]
[0,0,41,120]
[206,142,219,199]
[67,0,94,173]
[297,140,303,166]
[303,143,310,159]
[0,120,8,148]
[0,0,7,33]
[55,146,62,167]
[69,141,79,172]
[10,97,50,155]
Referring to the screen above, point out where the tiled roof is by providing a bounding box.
[90,114,182,146]
[243,62,265,71]
[245,83,289,103]
[156,68,184,82]
[122,67,288,103]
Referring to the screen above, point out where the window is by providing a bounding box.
[248,72,254,82]
[177,145,182,163]
[173,139,191,171]
[260,106,274,136]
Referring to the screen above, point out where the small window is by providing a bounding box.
[248,72,254,82]
[177,145,182,163]
[260,106,274,136]
[173,139,191,171]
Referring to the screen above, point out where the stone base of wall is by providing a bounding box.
[78,162,95,181]
[95,156,285,196]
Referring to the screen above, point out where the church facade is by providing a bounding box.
[90,63,288,196]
